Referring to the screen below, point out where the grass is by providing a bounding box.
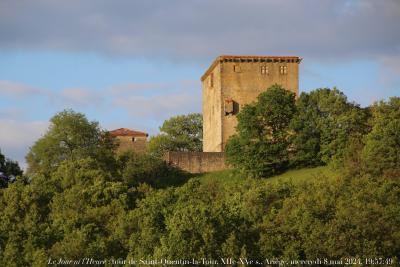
[194,165,339,187]
[265,166,338,185]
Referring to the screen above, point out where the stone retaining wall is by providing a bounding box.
[163,152,229,173]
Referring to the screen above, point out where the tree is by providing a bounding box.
[362,97,400,176]
[148,113,202,157]
[290,88,370,168]
[26,110,116,175]
[0,149,23,187]
[225,85,296,178]
[0,149,23,177]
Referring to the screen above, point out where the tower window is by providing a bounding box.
[209,73,214,87]
[225,99,234,115]
[234,65,241,72]
[131,137,136,142]
[261,65,268,75]
[280,66,288,75]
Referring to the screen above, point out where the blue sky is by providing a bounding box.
[0,0,399,169]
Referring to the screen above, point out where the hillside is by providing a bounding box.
[195,165,337,187]
[2,93,399,264]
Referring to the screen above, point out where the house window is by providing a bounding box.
[131,137,136,142]
[234,65,241,72]
[280,65,288,75]
[261,65,268,75]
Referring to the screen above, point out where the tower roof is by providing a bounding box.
[201,55,302,81]
[109,128,148,137]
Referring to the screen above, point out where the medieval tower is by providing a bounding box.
[202,55,302,152]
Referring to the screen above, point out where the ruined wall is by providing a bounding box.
[163,152,228,173]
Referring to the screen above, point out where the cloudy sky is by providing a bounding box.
[0,0,399,169]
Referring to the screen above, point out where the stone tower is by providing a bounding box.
[202,55,302,152]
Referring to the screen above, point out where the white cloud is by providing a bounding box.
[0,119,49,170]
[0,80,48,98]
[106,82,169,95]
[113,89,201,120]
[0,81,106,109]
[0,107,27,120]
[109,79,201,121]
[376,55,400,96]
[60,87,102,107]
[1,79,202,120]
[379,56,400,76]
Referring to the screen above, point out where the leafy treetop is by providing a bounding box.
[26,109,116,176]
[148,113,202,157]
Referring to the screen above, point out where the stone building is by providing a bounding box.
[109,128,148,153]
[202,55,302,152]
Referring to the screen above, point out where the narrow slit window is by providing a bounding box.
[209,73,214,87]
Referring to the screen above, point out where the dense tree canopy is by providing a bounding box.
[226,87,371,176]
[26,110,116,175]
[290,88,370,168]
[148,113,202,157]
[3,167,398,266]
[362,97,400,176]
[226,85,296,177]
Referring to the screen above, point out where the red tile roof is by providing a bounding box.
[109,128,148,137]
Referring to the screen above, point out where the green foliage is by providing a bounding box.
[123,172,400,261]
[290,88,370,168]
[258,175,400,260]
[197,166,336,188]
[148,113,202,157]
[26,109,116,175]
[362,97,400,176]
[226,85,296,177]
[0,174,57,266]
[289,92,323,167]
[226,87,371,176]
[1,157,399,265]
[118,151,188,188]
[48,159,131,261]
[125,179,260,260]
